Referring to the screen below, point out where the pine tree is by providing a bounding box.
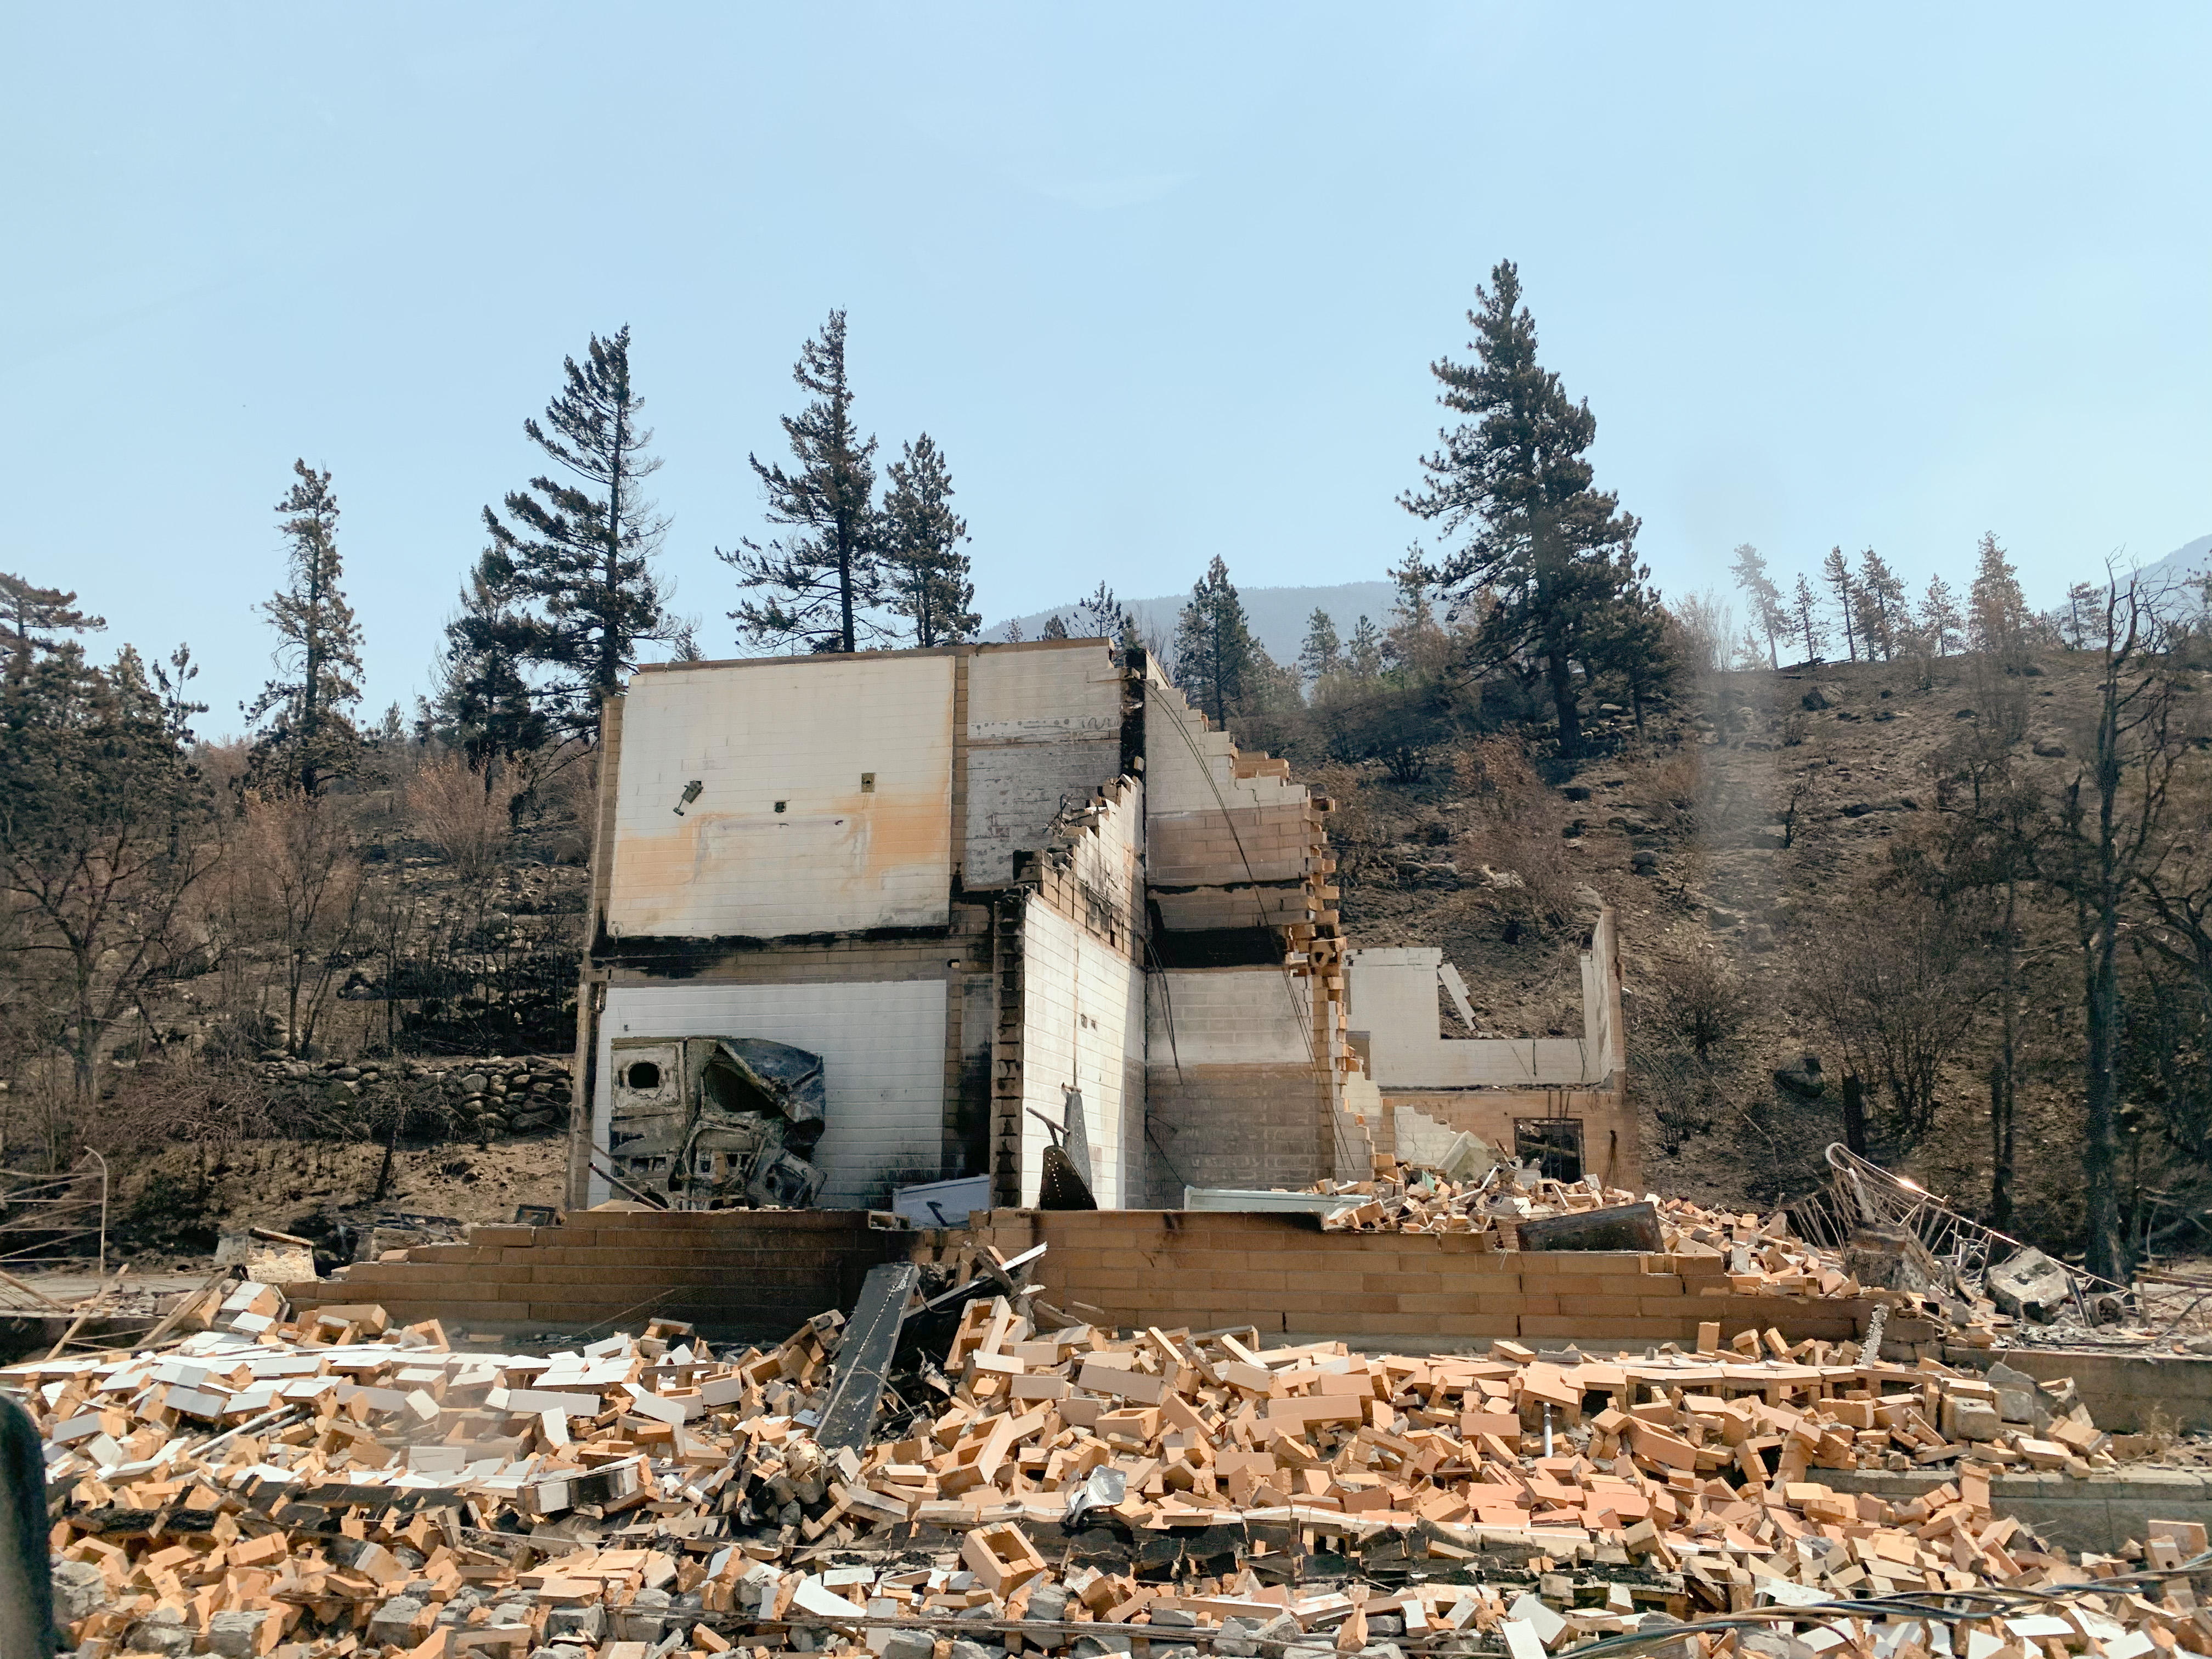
[1857,549,1906,660]
[2061,580,2103,650]
[1174,555,1255,726]
[1968,532,2029,663]
[723,311,881,656]
[1298,608,1342,684]
[1821,547,1859,661]
[1074,582,1131,642]
[439,549,554,765]
[246,461,365,794]
[1040,614,1070,639]
[1382,546,1449,681]
[0,573,105,682]
[1345,616,1384,681]
[1729,544,1785,669]
[1790,573,1829,664]
[1401,261,1641,757]
[879,433,977,647]
[1920,575,1964,656]
[481,326,669,744]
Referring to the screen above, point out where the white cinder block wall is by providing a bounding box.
[1148,969,1314,1065]
[1018,904,1146,1207]
[964,645,1124,889]
[592,981,948,1210]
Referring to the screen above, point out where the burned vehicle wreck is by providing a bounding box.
[605,1037,827,1209]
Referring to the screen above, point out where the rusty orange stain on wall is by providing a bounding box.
[608,783,951,938]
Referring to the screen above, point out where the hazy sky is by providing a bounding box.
[7,5,2208,731]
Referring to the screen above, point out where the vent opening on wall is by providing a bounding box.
[861,772,875,793]
[624,1060,662,1090]
[774,800,787,814]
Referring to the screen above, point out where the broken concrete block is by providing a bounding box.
[206,1610,269,1658]
[1988,1246,2074,1323]
[52,1558,108,1622]
[1944,1395,2004,1442]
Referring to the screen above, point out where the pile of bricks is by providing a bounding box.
[1309,1170,1948,1322]
[9,1271,2200,1659]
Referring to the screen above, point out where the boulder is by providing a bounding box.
[2033,738,2068,758]
[1988,1246,2074,1323]
[1773,1054,1826,1099]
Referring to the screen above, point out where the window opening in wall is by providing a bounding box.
[774,800,787,813]
[1514,1118,1584,1182]
[624,1060,662,1091]
[861,772,875,792]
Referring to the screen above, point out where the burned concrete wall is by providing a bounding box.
[604,655,955,938]
[574,639,1631,1214]
[1343,907,1636,1189]
[591,979,950,1209]
[963,644,1125,888]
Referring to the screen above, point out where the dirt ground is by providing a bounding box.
[111,1130,572,1272]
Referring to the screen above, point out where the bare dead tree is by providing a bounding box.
[2046,573,2188,1280]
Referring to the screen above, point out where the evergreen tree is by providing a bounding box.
[245,461,364,794]
[1790,573,1829,664]
[1920,575,1964,656]
[1734,622,1769,671]
[1968,531,2029,663]
[1821,546,1859,660]
[1345,616,1384,681]
[723,311,881,655]
[1402,261,1643,756]
[2060,580,2103,650]
[1729,544,1785,669]
[0,573,104,683]
[1174,555,1254,726]
[1383,546,1449,680]
[879,433,976,647]
[438,549,552,765]
[1857,549,1906,660]
[1074,582,1131,642]
[1298,608,1342,684]
[481,325,669,744]
[1041,614,1070,639]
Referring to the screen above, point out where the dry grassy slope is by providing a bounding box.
[123,1130,571,1271]
[1336,649,2122,1224]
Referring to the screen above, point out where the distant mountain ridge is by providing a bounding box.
[988,580,1402,665]
[985,535,2211,663]
[2136,533,2211,592]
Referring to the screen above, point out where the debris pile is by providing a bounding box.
[1312,1166,1917,1315]
[12,1265,2205,1659]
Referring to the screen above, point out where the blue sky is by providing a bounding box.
[6,5,2207,731]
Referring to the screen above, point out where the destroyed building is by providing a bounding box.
[567,638,1632,1214]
